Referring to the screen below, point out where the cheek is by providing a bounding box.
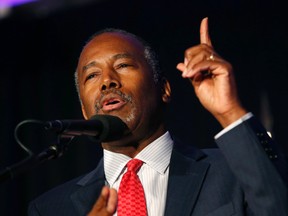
[80,87,100,117]
[135,81,159,111]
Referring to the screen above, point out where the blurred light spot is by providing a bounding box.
[0,0,37,8]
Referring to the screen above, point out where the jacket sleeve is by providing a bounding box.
[215,116,288,216]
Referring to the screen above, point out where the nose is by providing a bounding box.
[100,71,121,91]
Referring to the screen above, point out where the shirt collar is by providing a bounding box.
[104,131,173,187]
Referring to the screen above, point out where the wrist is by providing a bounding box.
[214,106,248,128]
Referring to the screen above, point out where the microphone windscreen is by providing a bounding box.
[89,115,128,142]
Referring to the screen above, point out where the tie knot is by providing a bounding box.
[126,159,143,173]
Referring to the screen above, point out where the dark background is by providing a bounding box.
[0,0,287,215]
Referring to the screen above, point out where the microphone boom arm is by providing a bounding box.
[0,134,74,183]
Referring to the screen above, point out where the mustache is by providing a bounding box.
[95,89,132,113]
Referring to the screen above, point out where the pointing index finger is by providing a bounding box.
[200,17,213,47]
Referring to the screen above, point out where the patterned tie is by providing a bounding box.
[118,159,147,216]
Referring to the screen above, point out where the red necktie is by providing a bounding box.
[118,159,147,216]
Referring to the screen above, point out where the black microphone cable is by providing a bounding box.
[0,119,43,182]
[0,119,73,183]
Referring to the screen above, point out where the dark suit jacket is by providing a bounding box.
[28,117,288,216]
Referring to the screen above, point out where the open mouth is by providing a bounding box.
[105,99,120,105]
[102,98,126,111]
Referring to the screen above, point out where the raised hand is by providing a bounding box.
[176,17,247,127]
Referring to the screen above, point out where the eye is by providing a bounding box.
[85,72,100,82]
[117,63,130,69]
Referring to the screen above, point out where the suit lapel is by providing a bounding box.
[70,159,106,215]
[69,140,209,216]
[164,141,210,216]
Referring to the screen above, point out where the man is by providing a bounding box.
[28,18,288,216]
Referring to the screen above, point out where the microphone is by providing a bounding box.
[44,115,128,142]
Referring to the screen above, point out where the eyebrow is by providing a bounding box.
[82,53,134,73]
[113,53,133,60]
[82,61,97,72]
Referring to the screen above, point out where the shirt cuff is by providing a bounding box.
[214,112,253,139]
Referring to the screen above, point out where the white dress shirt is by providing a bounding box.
[104,131,174,216]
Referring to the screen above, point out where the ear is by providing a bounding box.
[81,104,89,120]
[161,77,171,103]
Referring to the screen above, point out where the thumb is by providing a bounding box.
[87,186,111,216]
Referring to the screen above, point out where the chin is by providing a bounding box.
[106,107,137,126]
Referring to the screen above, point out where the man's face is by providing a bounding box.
[77,32,166,140]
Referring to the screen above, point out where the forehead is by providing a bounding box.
[79,32,145,62]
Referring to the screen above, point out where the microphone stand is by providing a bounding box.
[0,134,74,183]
